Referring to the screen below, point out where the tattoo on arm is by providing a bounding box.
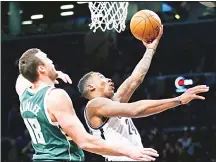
[132,49,155,81]
[114,49,155,103]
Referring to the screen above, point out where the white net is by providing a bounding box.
[88,2,129,33]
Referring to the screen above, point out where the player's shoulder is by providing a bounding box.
[87,97,112,109]
[47,88,70,101]
[86,97,113,118]
[46,88,72,113]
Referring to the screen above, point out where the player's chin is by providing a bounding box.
[110,90,115,96]
[107,90,114,98]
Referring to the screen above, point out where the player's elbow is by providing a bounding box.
[125,106,141,117]
[78,142,88,150]
[79,142,101,154]
[15,85,19,95]
[128,109,141,117]
[77,134,98,151]
[15,80,21,95]
[62,124,92,150]
[79,142,94,151]
[127,103,149,118]
[132,75,143,84]
[77,135,90,150]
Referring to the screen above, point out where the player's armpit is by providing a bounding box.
[15,75,33,96]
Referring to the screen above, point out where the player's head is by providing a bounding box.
[78,72,115,99]
[19,48,58,83]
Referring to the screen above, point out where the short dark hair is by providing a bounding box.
[77,71,95,98]
[19,48,44,83]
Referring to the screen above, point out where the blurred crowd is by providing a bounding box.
[2,110,216,162]
[85,127,216,162]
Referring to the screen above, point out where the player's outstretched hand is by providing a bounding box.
[143,25,163,50]
[127,147,159,161]
[179,85,209,105]
[54,71,72,84]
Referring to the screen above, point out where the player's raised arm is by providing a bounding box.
[92,85,209,118]
[47,88,159,161]
[115,26,163,103]
[15,74,33,96]
[15,71,72,96]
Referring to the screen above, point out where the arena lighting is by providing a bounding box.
[31,14,43,20]
[8,10,23,15]
[175,14,180,19]
[162,3,173,12]
[60,4,74,9]
[199,2,216,7]
[175,76,193,93]
[22,20,32,25]
[60,11,74,16]
[77,2,88,4]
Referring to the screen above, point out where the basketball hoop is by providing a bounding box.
[88,2,129,33]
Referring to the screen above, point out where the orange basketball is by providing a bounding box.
[130,10,162,43]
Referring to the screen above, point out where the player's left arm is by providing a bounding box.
[15,74,33,96]
[114,25,163,103]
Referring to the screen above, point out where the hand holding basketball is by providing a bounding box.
[143,25,163,50]
[130,10,162,43]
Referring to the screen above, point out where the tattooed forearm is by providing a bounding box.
[132,48,155,81]
[114,48,156,103]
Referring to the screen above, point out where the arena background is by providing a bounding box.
[1,1,216,162]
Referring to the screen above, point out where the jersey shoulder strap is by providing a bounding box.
[84,97,109,130]
[86,97,101,108]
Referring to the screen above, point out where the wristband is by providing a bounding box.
[177,96,182,105]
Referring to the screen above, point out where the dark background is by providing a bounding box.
[1,1,216,162]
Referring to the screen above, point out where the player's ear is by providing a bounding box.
[87,84,95,92]
[38,65,46,74]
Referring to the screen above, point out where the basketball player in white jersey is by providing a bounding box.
[77,26,209,161]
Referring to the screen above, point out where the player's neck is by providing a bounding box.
[89,92,107,100]
[32,77,54,89]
